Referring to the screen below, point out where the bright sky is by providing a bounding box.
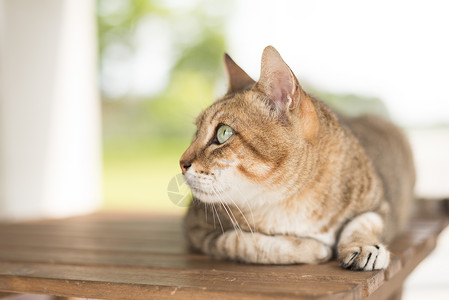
[227,0,449,126]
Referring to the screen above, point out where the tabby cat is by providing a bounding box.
[180,46,415,271]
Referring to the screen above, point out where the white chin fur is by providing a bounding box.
[183,166,239,204]
[183,165,284,207]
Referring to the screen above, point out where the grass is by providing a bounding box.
[102,136,191,215]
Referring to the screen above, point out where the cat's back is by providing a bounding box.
[340,114,415,232]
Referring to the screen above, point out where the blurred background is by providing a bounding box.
[98,0,449,214]
[0,0,448,299]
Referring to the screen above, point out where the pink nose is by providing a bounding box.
[180,161,192,174]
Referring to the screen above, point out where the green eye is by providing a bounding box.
[216,125,234,144]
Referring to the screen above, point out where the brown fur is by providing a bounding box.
[181,46,415,270]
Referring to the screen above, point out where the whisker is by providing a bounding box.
[211,186,241,235]
[213,184,246,235]
[231,182,257,233]
[210,186,234,234]
[215,182,257,243]
[221,202,242,236]
[223,201,243,235]
[211,203,216,229]
[204,202,208,224]
[211,203,224,233]
[218,184,254,235]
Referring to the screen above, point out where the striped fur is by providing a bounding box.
[181,46,415,271]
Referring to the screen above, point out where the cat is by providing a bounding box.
[180,46,415,271]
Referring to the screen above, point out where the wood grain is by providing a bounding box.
[0,292,17,299]
[0,212,447,300]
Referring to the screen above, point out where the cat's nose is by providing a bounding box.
[180,160,192,174]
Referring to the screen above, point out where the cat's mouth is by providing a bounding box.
[183,175,213,196]
[183,174,231,203]
[189,186,216,197]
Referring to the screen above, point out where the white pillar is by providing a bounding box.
[0,0,102,221]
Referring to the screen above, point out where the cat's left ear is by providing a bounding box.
[224,53,256,93]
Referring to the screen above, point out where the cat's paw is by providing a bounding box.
[338,243,390,271]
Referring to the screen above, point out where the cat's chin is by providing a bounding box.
[189,186,229,204]
[183,172,233,204]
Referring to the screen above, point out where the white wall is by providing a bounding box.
[0,0,102,221]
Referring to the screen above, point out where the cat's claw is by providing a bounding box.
[338,244,390,271]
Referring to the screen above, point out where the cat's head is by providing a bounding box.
[180,46,320,207]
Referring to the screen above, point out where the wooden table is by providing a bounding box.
[0,212,447,300]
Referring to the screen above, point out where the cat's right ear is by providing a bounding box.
[258,46,319,142]
[224,53,256,93]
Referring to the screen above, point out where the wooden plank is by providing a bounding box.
[27,215,184,230]
[0,233,190,255]
[0,292,17,298]
[0,216,442,244]
[0,219,441,255]
[0,262,362,300]
[0,221,184,232]
[0,213,446,299]
[0,217,444,298]
[365,230,438,300]
[388,219,446,266]
[383,256,402,281]
[0,230,184,245]
[0,245,382,297]
[1,217,441,236]
[0,218,184,233]
[0,225,184,240]
[8,212,183,223]
[0,221,386,298]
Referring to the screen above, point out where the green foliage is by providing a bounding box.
[98,0,231,210]
[146,71,214,136]
[97,0,168,63]
[172,28,227,80]
[99,0,229,138]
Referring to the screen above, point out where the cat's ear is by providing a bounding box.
[258,46,319,141]
[224,53,256,93]
[257,46,300,111]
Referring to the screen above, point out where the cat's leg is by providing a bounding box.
[185,201,331,264]
[337,212,390,271]
[206,230,332,264]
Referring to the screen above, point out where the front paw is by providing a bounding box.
[338,243,390,271]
